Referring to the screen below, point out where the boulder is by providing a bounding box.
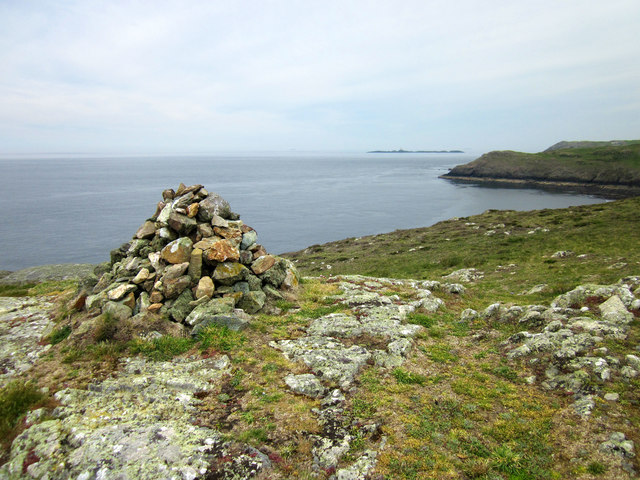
[135,220,156,239]
[197,193,232,221]
[238,290,266,314]
[251,255,275,275]
[161,238,193,264]
[185,297,238,327]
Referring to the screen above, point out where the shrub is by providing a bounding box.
[48,325,72,345]
[0,381,45,438]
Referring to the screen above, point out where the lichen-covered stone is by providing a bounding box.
[185,297,237,327]
[213,262,247,285]
[237,290,266,314]
[161,237,193,264]
[134,220,156,239]
[284,374,326,398]
[196,276,215,299]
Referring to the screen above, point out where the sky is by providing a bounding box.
[0,0,639,154]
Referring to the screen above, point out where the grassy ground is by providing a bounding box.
[283,197,640,306]
[2,197,639,478]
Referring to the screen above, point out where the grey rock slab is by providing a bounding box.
[0,355,232,480]
[284,374,326,398]
[271,336,371,387]
[0,264,96,286]
[185,297,238,327]
[0,297,55,387]
[599,295,634,325]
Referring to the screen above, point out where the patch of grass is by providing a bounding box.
[422,344,459,364]
[0,283,36,297]
[197,325,245,353]
[129,335,194,361]
[392,368,426,385]
[406,313,436,328]
[0,380,45,440]
[47,325,72,345]
[93,313,118,343]
[28,280,78,296]
[586,461,607,475]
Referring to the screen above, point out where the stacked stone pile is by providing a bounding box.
[85,184,299,327]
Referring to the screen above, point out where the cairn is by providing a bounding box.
[86,184,299,330]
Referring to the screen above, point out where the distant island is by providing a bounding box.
[368,149,464,153]
[440,140,640,198]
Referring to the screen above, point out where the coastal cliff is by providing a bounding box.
[440,141,640,198]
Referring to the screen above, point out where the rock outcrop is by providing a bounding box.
[85,184,299,329]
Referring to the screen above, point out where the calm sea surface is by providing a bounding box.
[0,152,606,271]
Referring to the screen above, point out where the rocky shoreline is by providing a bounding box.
[438,175,640,199]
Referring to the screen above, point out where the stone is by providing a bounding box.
[204,239,240,263]
[132,268,150,284]
[157,227,176,241]
[185,297,239,327]
[149,290,164,303]
[239,250,253,264]
[213,262,247,285]
[190,314,250,336]
[259,259,288,287]
[210,214,229,228]
[147,303,163,313]
[237,290,266,314]
[600,432,636,458]
[188,248,203,280]
[213,226,242,243]
[196,276,215,299]
[161,238,193,264]
[168,211,197,234]
[599,295,633,324]
[135,220,156,239]
[604,392,620,401]
[281,261,300,291]
[107,283,136,301]
[284,374,326,398]
[197,223,214,238]
[163,276,191,299]
[135,292,150,314]
[102,301,132,321]
[156,203,173,224]
[162,262,190,281]
[168,289,195,323]
[252,245,267,259]
[162,188,175,201]
[627,354,640,371]
[460,308,478,322]
[173,191,194,209]
[251,254,275,275]
[186,203,199,218]
[240,230,257,250]
[197,193,232,221]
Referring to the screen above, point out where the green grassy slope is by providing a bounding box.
[284,197,640,304]
[441,142,640,193]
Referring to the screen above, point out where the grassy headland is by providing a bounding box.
[283,197,640,305]
[440,141,640,198]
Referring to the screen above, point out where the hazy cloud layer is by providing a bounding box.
[1,0,639,153]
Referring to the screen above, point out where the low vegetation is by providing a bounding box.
[2,197,639,477]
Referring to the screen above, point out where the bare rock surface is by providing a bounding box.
[0,296,55,387]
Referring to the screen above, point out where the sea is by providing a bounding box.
[0,152,607,271]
